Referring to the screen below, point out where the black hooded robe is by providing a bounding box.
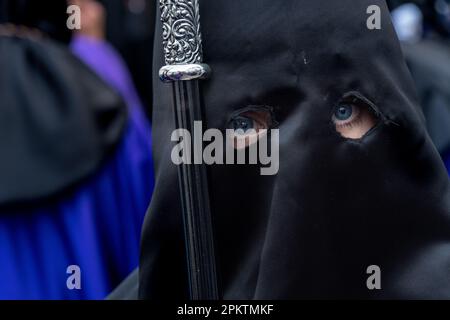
[139,0,450,299]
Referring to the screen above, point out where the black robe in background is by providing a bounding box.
[0,0,127,207]
[139,0,450,299]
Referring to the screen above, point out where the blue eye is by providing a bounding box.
[334,104,354,121]
[230,116,255,131]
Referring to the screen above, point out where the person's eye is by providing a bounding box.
[230,116,257,132]
[332,101,378,139]
[227,108,274,149]
[333,104,357,122]
[230,112,269,132]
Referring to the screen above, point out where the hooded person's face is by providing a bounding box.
[140,0,450,299]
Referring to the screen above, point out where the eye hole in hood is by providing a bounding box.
[227,105,277,149]
[332,92,381,140]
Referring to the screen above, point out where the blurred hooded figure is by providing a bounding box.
[0,0,154,299]
[389,2,450,174]
[138,0,450,299]
[98,0,155,120]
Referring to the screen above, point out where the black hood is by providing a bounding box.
[0,1,127,207]
[140,0,450,299]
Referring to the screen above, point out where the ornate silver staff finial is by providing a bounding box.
[159,0,211,82]
[158,0,219,300]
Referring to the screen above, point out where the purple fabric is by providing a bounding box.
[0,35,154,299]
[71,35,150,137]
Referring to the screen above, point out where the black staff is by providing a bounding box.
[158,0,219,300]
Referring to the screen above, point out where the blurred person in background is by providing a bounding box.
[0,0,154,299]
[389,0,450,174]
[69,0,153,186]
[98,0,155,120]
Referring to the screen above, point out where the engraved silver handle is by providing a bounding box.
[159,0,211,82]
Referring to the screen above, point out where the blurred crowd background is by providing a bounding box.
[388,0,450,170]
[0,0,449,300]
